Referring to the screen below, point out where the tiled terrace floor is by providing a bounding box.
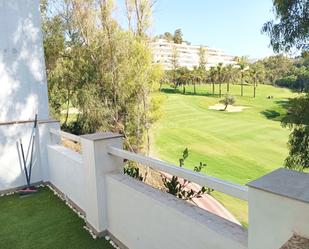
[0,187,113,249]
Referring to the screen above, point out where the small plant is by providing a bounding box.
[124,162,143,181]
[162,148,213,201]
[220,94,235,111]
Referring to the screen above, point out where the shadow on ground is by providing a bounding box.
[160,87,218,98]
[260,100,291,122]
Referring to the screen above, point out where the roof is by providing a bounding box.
[280,234,309,249]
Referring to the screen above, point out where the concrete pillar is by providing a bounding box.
[247,168,309,249]
[80,132,124,236]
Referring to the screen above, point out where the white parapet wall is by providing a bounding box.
[106,173,248,249]
[47,144,86,211]
[248,168,309,249]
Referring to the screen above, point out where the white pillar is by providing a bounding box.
[248,168,309,249]
[81,132,124,235]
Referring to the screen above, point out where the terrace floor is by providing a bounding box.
[0,187,114,249]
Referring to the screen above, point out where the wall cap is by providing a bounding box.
[81,132,123,141]
[247,168,309,204]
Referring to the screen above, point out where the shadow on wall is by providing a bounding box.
[0,0,49,191]
[0,0,49,122]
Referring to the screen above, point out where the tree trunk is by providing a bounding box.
[253,79,256,98]
[64,89,70,126]
[241,73,244,97]
[227,82,230,93]
[212,82,215,95]
[219,82,222,97]
[183,85,186,94]
[194,83,196,95]
[224,104,228,111]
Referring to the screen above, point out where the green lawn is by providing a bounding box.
[0,187,113,249]
[151,83,297,226]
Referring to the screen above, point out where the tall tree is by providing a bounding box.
[263,0,309,171]
[209,66,217,95]
[170,46,179,90]
[124,0,156,37]
[43,0,162,153]
[198,46,207,70]
[262,0,309,52]
[250,62,265,98]
[217,63,223,97]
[173,28,183,44]
[236,57,249,97]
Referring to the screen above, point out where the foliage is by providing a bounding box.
[124,164,144,181]
[198,46,207,70]
[220,94,235,111]
[262,0,309,52]
[285,126,309,170]
[173,28,183,44]
[263,0,309,171]
[262,55,294,84]
[42,0,163,152]
[280,94,309,170]
[162,148,213,201]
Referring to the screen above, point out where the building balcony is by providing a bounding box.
[1,122,309,249]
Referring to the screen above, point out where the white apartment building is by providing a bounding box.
[150,39,236,70]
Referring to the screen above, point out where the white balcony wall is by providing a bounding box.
[106,173,248,249]
[47,144,86,212]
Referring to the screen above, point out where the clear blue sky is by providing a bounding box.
[117,0,277,59]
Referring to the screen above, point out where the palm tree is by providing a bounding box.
[209,66,217,95]
[236,57,249,97]
[217,63,223,97]
[250,62,265,98]
[225,64,234,93]
[239,63,246,97]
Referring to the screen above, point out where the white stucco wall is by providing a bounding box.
[106,173,248,249]
[47,145,86,211]
[0,0,52,192]
[248,188,309,249]
[0,121,59,191]
[0,0,49,121]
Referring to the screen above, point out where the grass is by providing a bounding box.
[151,83,297,226]
[0,187,113,249]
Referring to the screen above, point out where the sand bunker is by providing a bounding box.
[208,104,249,112]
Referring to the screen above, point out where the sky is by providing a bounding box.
[117,0,277,59]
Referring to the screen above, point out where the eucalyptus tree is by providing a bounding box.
[198,46,207,70]
[262,0,309,52]
[170,46,180,90]
[174,29,183,44]
[43,0,162,153]
[263,0,309,171]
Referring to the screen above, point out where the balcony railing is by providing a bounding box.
[107,146,248,201]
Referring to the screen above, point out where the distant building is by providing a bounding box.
[150,39,236,70]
